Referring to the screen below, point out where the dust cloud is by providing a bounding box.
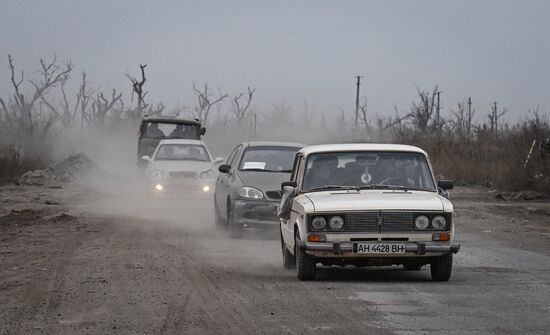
[56,124,286,274]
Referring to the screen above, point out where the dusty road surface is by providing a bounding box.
[1,182,550,334]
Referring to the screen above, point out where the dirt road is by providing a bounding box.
[1,183,550,334]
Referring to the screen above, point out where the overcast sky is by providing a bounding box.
[1,0,549,121]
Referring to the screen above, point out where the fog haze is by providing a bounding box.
[1,0,549,120]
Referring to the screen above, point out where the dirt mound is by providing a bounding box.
[18,153,106,186]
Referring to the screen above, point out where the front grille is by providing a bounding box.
[380,212,414,232]
[265,190,282,200]
[345,212,379,232]
[169,171,197,179]
[345,211,414,232]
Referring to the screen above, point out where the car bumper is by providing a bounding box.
[298,240,460,257]
[232,199,280,229]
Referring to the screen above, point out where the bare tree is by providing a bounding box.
[126,64,148,118]
[451,100,475,140]
[55,72,95,128]
[488,102,508,136]
[192,82,227,125]
[358,99,369,131]
[85,90,124,126]
[270,101,291,122]
[410,86,439,133]
[231,87,256,124]
[0,54,72,139]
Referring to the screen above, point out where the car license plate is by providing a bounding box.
[353,243,406,254]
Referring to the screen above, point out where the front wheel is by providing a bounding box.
[213,197,226,228]
[296,239,316,280]
[430,254,453,281]
[281,230,295,269]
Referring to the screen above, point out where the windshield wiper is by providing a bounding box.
[308,185,359,192]
[358,184,408,191]
[241,168,291,172]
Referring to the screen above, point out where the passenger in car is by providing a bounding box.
[147,123,165,138]
[170,124,187,138]
[303,154,339,189]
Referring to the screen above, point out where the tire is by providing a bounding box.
[228,205,243,239]
[430,254,453,281]
[213,197,226,228]
[281,230,295,269]
[296,238,316,280]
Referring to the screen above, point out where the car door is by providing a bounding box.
[215,145,241,219]
[281,154,304,248]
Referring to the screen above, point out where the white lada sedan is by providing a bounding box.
[278,144,459,281]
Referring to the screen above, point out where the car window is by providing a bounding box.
[154,144,211,162]
[226,146,240,165]
[145,122,198,139]
[290,154,301,182]
[295,156,306,190]
[301,151,436,192]
[239,146,300,172]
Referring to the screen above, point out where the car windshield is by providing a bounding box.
[145,122,198,139]
[302,151,436,192]
[239,146,300,172]
[154,144,211,162]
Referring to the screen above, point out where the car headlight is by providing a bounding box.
[238,186,264,199]
[151,169,167,179]
[414,215,430,230]
[432,215,447,230]
[199,169,216,179]
[311,216,327,230]
[328,215,345,230]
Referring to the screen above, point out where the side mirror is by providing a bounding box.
[281,181,297,191]
[200,127,206,135]
[214,157,224,164]
[141,155,152,162]
[437,180,455,190]
[218,164,231,174]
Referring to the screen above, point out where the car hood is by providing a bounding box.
[237,171,291,192]
[150,160,213,173]
[304,190,449,212]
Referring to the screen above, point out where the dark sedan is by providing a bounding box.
[214,142,304,238]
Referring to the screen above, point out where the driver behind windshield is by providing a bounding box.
[303,154,339,190]
[146,122,165,138]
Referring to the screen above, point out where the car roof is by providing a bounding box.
[142,116,201,126]
[299,143,428,156]
[243,141,305,148]
[158,139,205,146]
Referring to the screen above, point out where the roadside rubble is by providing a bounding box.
[17,153,106,187]
[496,190,547,201]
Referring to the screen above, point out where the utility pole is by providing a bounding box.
[493,101,498,134]
[436,90,441,133]
[253,113,257,137]
[355,75,363,128]
[467,97,472,135]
